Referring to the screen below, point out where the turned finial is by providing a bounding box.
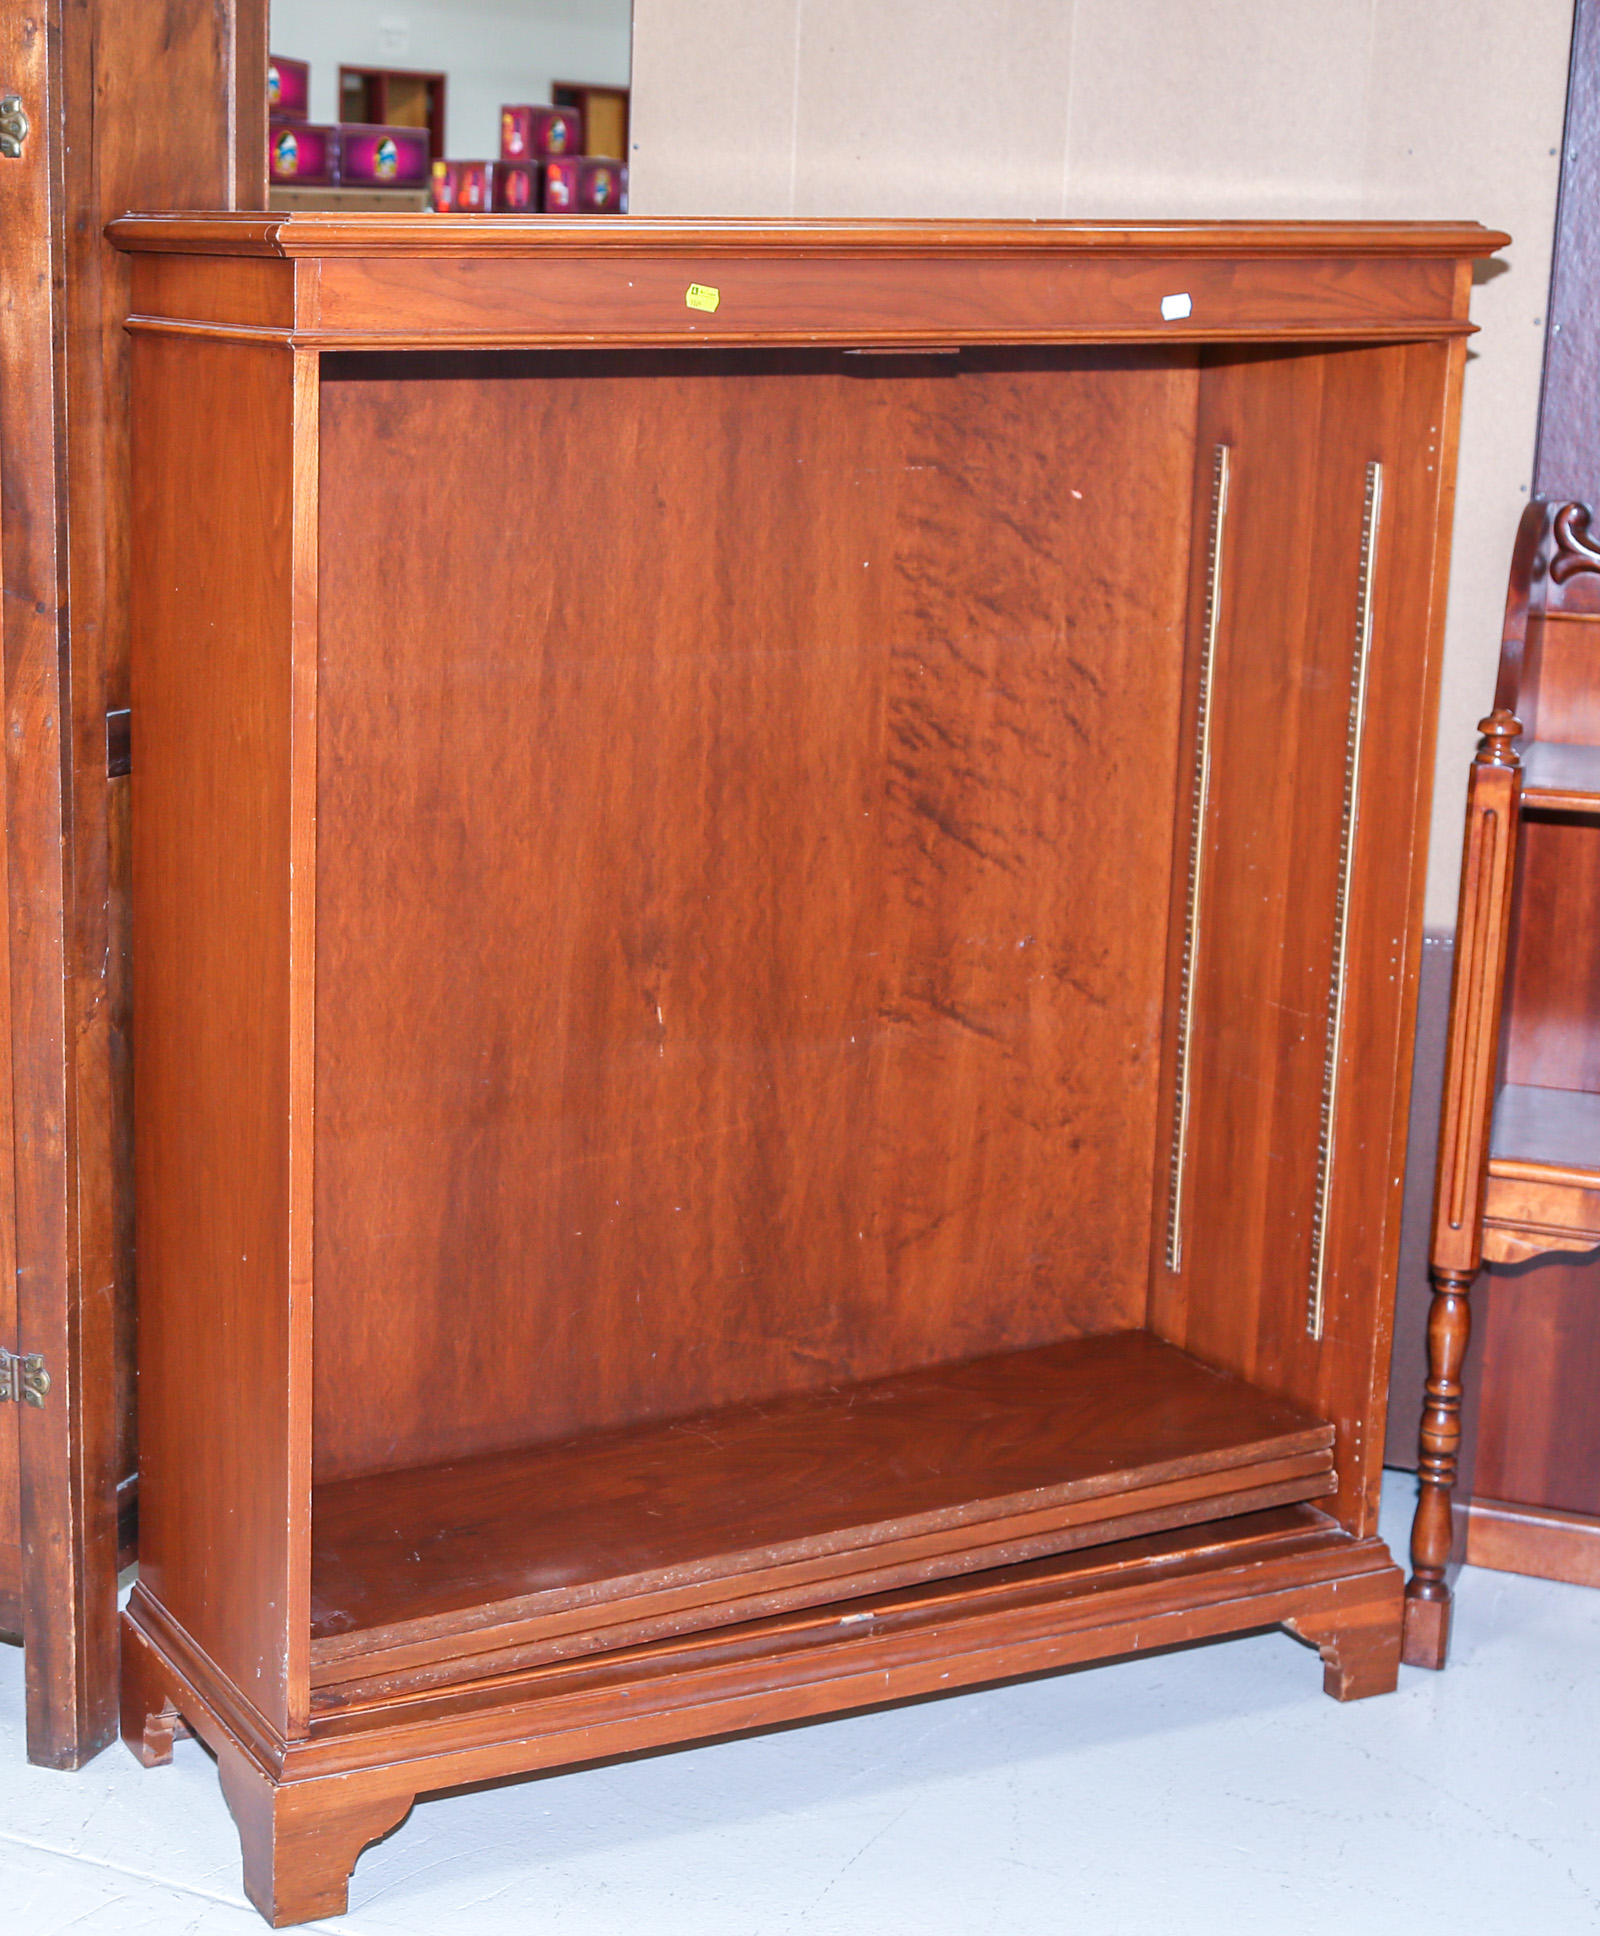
[1475,709,1522,767]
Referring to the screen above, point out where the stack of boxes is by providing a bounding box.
[268,58,629,212]
[268,54,432,192]
[268,56,337,186]
[433,102,628,214]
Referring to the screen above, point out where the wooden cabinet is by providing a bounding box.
[109,213,1499,1925]
[0,0,264,1769]
[1403,499,1600,1654]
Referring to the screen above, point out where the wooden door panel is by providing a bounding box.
[0,740,19,1634]
[0,0,264,1765]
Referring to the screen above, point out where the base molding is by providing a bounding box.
[1465,1496,1600,1589]
[123,1509,1403,1927]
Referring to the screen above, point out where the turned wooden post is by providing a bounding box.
[1403,710,1522,1668]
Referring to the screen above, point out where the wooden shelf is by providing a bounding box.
[268,186,431,214]
[310,1330,1334,1699]
[1490,1083,1600,1178]
[1482,1084,1600,1264]
[1520,738,1600,812]
[297,1503,1383,1731]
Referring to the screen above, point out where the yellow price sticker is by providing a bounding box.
[685,283,721,314]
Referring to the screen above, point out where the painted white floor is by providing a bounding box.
[0,1470,1596,1934]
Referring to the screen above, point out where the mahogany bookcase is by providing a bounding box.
[107,214,1501,1926]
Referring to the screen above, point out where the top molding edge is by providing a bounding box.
[106,213,1511,260]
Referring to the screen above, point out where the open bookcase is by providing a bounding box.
[109,213,1501,1925]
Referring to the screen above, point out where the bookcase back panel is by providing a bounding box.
[1503,814,1600,1095]
[311,347,1198,1481]
[1520,611,1600,744]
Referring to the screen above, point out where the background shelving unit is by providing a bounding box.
[1406,497,1600,1655]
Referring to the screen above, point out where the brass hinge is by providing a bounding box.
[0,1349,49,1408]
[0,95,29,160]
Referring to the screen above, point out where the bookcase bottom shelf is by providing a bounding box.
[309,1330,1336,1703]
[125,1502,1403,1924]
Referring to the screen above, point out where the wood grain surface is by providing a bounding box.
[302,250,1462,351]
[106,218,1505,362]
[123,1501,1401,1832]
[107,213,1507,258]
[1151,341,1463,1539]
[130,333,301,1735]
[312,345,1198,1480]
[1519,615,1600,744]
[309,1330,1334,1688]
[1503,812,1600,1093]
[1475,1251,1600,1523]
[1465,1493,1600,1586]
[0,705,17,1626]
[0,0,263,1766]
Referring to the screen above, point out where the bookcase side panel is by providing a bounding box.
[1327,337,1465,1535]
[1149,338,1464,1535]
[129,331,300,1734]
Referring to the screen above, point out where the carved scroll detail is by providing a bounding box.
[1549,500,1600,583]
[1307,461,1383,1340]
[1165,443,1231,1275]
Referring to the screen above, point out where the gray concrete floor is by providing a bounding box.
[0,1469,1596,1933]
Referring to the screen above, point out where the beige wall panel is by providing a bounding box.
[1062,0,1375,215]
[1361,0,1570,928]
[629,0,1574,925]
[790,0,1074,216]
[630,0,801,214]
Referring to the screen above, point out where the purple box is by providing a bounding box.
[492,161,539,212]
[432,160,495,213]
[269,121,336,186]
[541,157,577,213]
[501,104,583,161]
[267,55,310,121]
[339,123,431,188]
[576,157,627,214]
[541,158,627,214]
